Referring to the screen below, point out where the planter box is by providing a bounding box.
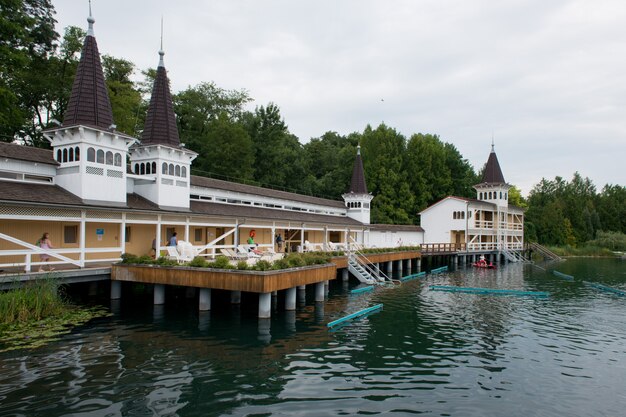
[112,263,337,293]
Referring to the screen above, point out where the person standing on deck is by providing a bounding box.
[168,232,178,247]
[37,232,54,272]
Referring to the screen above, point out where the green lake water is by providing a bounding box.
[0,258,624,416]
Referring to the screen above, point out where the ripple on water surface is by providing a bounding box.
[0,258,624,416]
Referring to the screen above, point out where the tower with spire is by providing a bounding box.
[342,145,373,224]
[44,7,136,205]
[129,33,197,210]
[474,143,510,208]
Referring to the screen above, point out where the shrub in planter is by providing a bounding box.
[153,257,179,267]
[188,256,208,268]
[209,255,234,269]
[236,261,249,270]
[286,254,305,268]
[271,258,290,270]
[253,260,272,271]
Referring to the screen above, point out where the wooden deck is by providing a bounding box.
[331,250,421,269]
[112,263,337,293]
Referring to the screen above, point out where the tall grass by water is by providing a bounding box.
[0,276,66,326]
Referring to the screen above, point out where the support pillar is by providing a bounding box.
[342,269,349,282]
[386,261,392,275]
[154,284,165,305]
[297,286,306,304]
[88,282,98,297]
[199,288,211,311]
[285,287,296,310]
[397,260,403,273]
[110,280,121,300]
[231,290,241,304]
[407,258,412,272]
[315,282,325,302]
[259,292,272,318]
[417,259,422,272]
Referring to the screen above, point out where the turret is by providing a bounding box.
[474,143,510,208]
[342,145,373,224]
[44,8,135,206]
[129,43,196,210]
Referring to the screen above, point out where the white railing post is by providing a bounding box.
[79,210,86,268]
[25,253,31,272]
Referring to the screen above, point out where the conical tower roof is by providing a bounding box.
[141,50,180,147]
[479,145,506,185]
[63,13,114,129]
[348,145,368,194]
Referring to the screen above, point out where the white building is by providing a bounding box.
[420,146,525,255]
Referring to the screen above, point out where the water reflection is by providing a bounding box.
[0,259,624,417]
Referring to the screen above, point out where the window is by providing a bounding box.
[96,149,104,164]
[63,148,68,163]
[146,162,151,174]
[175,165,181,177]
[181,166,186,177]
[69,148,74,162]
[87,147,95,162]
[64,225,78,244]
[168,164,174,176]
[134,163,139,174]
[500,192,502,199]
[140,163,145,175]
[162,163,167,174]
[152,162,156,174]
[106,151,113,165]
[75,147,80,161]
[56,149,62,162]
[453,212,457,219]
[125,226,131,243]
[114,153,122,166]
[194,228,203,242]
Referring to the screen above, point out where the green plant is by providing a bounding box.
[271,258,290,270]
[209,256,234,269]
[236,261,249,270]
[286,254,305,268]
[188,256,208,268]
[253,260,272,271]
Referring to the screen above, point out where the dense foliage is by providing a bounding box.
[2,1,624,248]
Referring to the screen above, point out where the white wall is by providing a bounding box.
[367,230,424,248]
[420,198,469,244]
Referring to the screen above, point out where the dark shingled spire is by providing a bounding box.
[141,50,180,147]
[480,144,506,185]
[63,13,114,129]
[348,145,368,194]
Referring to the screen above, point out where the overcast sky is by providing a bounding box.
[52,0,626,195]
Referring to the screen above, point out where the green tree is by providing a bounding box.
[360,123,413,224]
[508,185,527,208]
[102,54,144,136]
[0,0,58,145]
[193,112,254,181]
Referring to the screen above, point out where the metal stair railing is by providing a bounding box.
[529,242,563,261]
[347,254,378,285]
[348,237,398,284]
[502,247,530,263]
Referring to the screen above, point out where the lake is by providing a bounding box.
[0,258,624,417]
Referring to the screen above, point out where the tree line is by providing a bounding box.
[1,1,624,246]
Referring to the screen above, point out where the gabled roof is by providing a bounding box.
[0,142,57,165]
[419,196,496,214]
[477,148,506,186]
[347,145,368,194]
[369,224,424,232]
[62,16,114,130]
[140,52,180,147]
[191,176,346,209]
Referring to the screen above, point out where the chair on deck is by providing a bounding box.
[165,246,193,263]
[237,245,262,259]
[220,248,247,261]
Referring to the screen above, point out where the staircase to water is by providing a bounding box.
[529,242,563,261]
[346,241,398,285]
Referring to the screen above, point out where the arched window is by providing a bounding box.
[181,166,186,177]
[114,153,122,167]
[168,164,174,176]
[505,193,508,200]
[140,163,145,175]
[162,163,167,174]
[105,151,113,165]
[453,212,457,219]
[56,149,62,162]
[96,149,104,164]
[500,192,502,199]
[488,192,492,199]
[75,147,80,161]
[152,162,157,174]
[175,165,181,177]
[62,148,68,163]
[461,211,465,219]
[87,147,95,162]
[134,163,139,174]
[69,147,74,162]
[145,163,151,174]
